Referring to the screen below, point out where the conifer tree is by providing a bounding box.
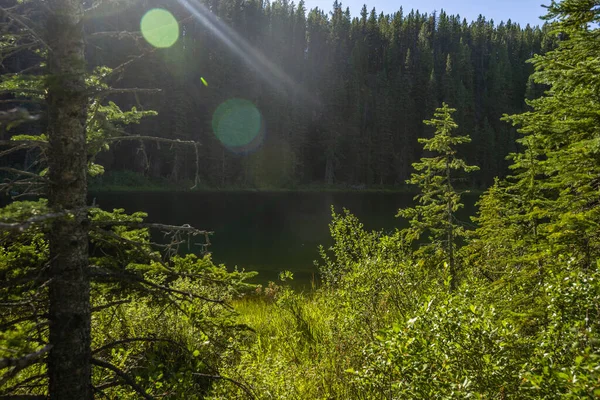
[398,103,479,291]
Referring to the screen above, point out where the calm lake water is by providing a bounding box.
[91,191,478,287]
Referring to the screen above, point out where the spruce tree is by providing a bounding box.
[398,103,479,291]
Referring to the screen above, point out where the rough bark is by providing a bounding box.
[46,0,92,399]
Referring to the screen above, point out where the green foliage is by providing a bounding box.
[497,0,600,270]
[398,103,478,289]
[0,204,257,398]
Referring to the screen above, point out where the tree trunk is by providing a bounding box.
[46,1,92,398]
[446,158,455,293]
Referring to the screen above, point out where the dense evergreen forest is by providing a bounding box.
[1,0,552,188]
[1,0,600,399]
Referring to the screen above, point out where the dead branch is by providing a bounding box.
[93,220,209,235]
[0,99,43,105]
[92,337,186,355]
[0,373,45,397]
[91,299,132,313]
[192,373,257,399]
[91,358,155,400]
[88,31,142,40]
[104,135,199,146]
[0,89,44,96]
[87,266,228,306]
[0,345,51,370]
[90,88,161,97]
[91,228,225,284]
[101,48,157,83]
[0,263,50,289]
[0,210,70,233]
[0,315,48,332]
[0,346,50,389]
[0,7,50,51]
[191,142,201,189]
[0,168,44,180]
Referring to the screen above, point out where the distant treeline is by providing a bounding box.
[2,0,553,189]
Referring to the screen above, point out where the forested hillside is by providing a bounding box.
[2,0,552,188]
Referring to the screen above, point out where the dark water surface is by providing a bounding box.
[90,192,478,287]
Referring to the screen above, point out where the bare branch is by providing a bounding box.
[104,135,200,146]
[93,220,209,235]
[101,48,157,83]
[0,210,69,233]
[0,7,51,51]
[0,140,48,148]
[192,373,257,399]
[92,337,186,355]
[0,99,44,105]
[87,266,228,306]
[0,89,44,96]
[91,358,155,400]
[0,346,50,389]
[0,315,48,332]
[0,168,44,180]
[90,88,161,97]
[0,373,45,397]
[87,31,142,40]
[0,345,51,370]
[91,299,132,313]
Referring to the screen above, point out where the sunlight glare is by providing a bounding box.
[140,9,180,48]
[178,0,315,103]
[212,99,263,152]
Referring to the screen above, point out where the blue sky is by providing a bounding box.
[302,0,548,26]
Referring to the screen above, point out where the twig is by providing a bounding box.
[91,358,155,400]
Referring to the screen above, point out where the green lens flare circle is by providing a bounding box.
[212,99,262,149]
[140,9,179,48]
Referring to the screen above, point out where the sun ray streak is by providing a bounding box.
[177,0,316,104]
